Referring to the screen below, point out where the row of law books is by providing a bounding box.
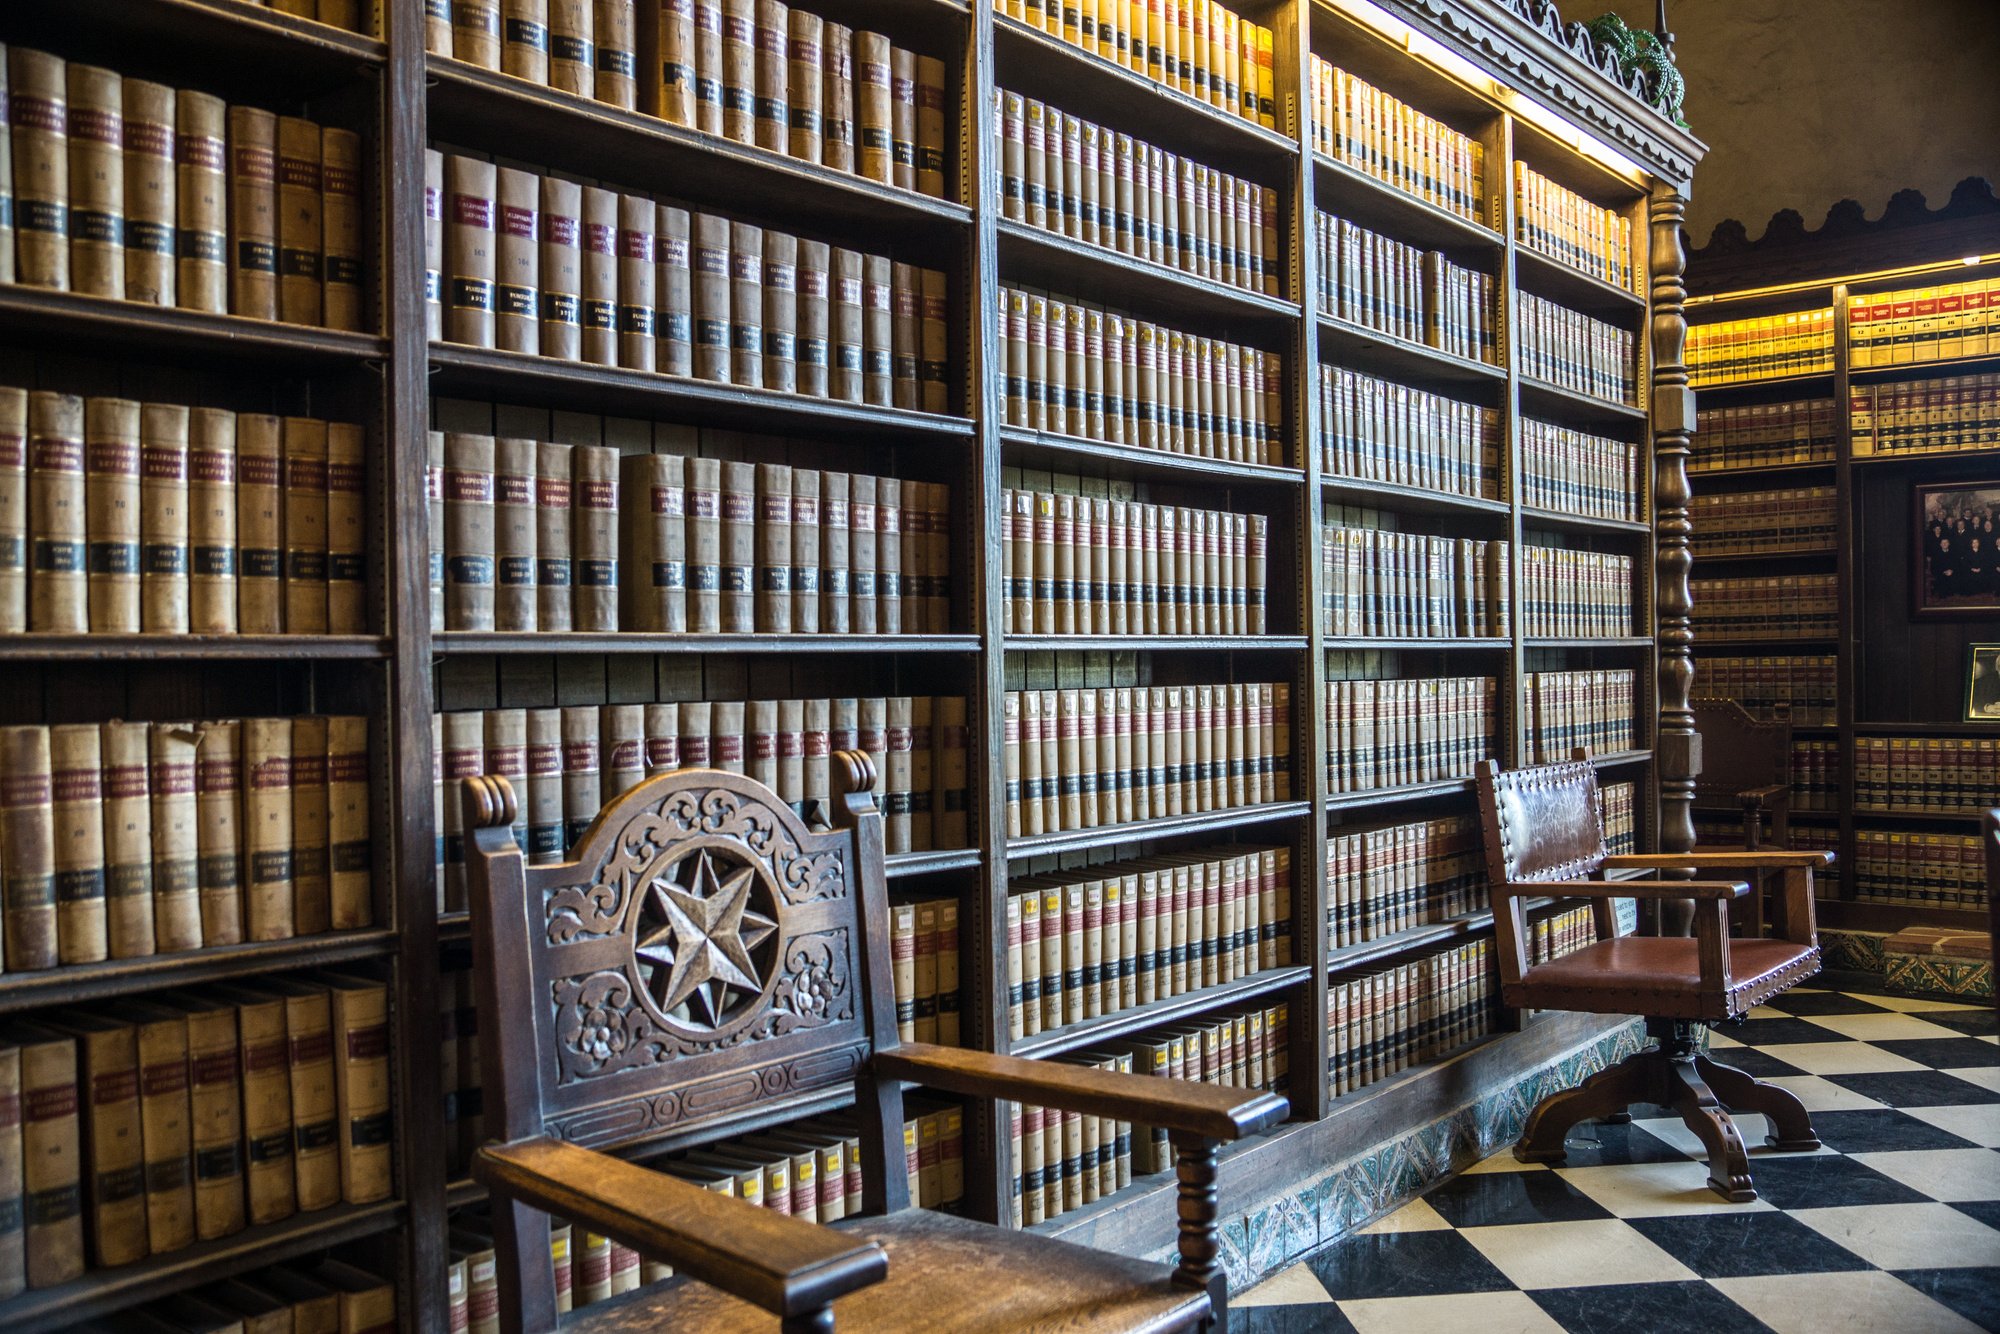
[1520,418,1644,523]
[1326,813,1482,950]
[893,894,963,1045]
[71,1259,392,1334]
[1692,485,1838,558]
[1690,573,1837,641]
[1515,291,1637,405]
[1526,668,1638,762]
[1696,818,1839,884]
[997,91,1280,297]
[1854,736,2000,813]
[0,47,366,329]
[1852,371,2000,457]
[1691,398,1839,473]
[1686,309,1834,388]
[431,154,948,409]
[1314,211,1497,365]
[435,696,972,908]
[1527,904,1598,965]
[1324,675,1496,793]
[436,435,952,635]
[431,0,634,104]
[1849,277,2000,368]
[1001,487,1269,637]
[991,0,1279,130]
[1319,364,1502,501]
[0,716,372,975]
[1320,525,1511,640]
[999,285,1283,465]
[1004,844,1295,1040]
[1854,828,1990,911]
[1012,1000,1290,1227]
[1516,544,1635,639]
[1002,682,1293,838]
[1327,938,1491,1098]
[1693,655,1838,727]
[1308,57,1485,224]
[0,391,365,637]
[1512,162,1634,291]
[0,974,389,1294]
[1787,739,1840,813]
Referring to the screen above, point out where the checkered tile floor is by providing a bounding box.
[1237,989,2000,1333]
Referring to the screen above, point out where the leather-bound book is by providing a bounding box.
[616,192,656,371]
[580,185,617,364]
[281,416,329,633]
[570,444,618,630]
[540,175,583,359]
[753,0,789,152]
[122,78,176,305]
[193,719,244,945]
[99,721,157,960]
[320,126,364,331]
[454,0,504,66]
[503,0,552,84]
[691,211,731,382]
[789,467,819,632]
[211,984,295,1225]
[226,106,279,320]
[755,462,791,631]
[853,32,891,183]
[444,154,497,346]
[325,422,365,633]
[235,414,283,633]
[720,459,756,631]
[187,408,237,634]
[319,971,391,1204]
[140,401,191,634]
[174,90,227,312]
[0,388,22,632]
[242,715,296,941]
[655,203,692,376]
[525,708,564,863]
[533,440,572,630]
[482,708,528,855]
[728,221,763,387]
[10,1025,82,1287]
[492,435,538,632]
[656,0,696,124]
[601,705,644,799]
[618,451,685,632]
[49,723,108,965]
[83,395,142,634]
[161,992,244,1240]
[916,56,946,197]
[821,23,853,173]
[275,116,322,326]
[889,46,916,191]
[560,705,601,849]
[785,10,822,162]
[326,716,370,932]
[594,0,639,108]
[422,149,444,339]
[10,49,69,291]
[67,63,124,299]
[762,228,797,392]
[19,395,76,625]
[147,722,202,951]
[494,166,540,355]
[60,1016,146,1265]
[289,715,330,936]
[443,431,496,631]
[685,456,720,631]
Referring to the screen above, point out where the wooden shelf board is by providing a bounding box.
[1322,637,1511,651]
[1850,350,2000,385]
[1512,244,1647,317]
[1518,506,1651,536]
[427,59,972,257]
[1693,637,1837,652]
[996,221,1299,338]
[1010,967,1313,1059]
[1004,801,1312,861]
[1850,807,1988,826]
[433,633,980,656]
[1321,477,1510,520]
[1516,376,1648,429]
[1317,315,1507,390]
[0,930,399,1017]
[0,1201,404,1327]
[1591,749,1654,767]
[997,426,1301,487]
[992,17,1297,172]
[1853,448,2000,468]
[0,635,390,662]
[1325,896,1590,974]
[0,287,386,365]
[1692,547,1837,563]
[1325,778,1476,813]
[1005,635,1306,652]
[428,343,977,441]
[1690,460,1838,481]
[1311,153,1503,254]
[1687,370,1835,399]
[1852,721,2000,734]
[1523,636,1655,650]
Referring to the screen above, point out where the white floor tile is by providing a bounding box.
[1847,1147,2000,1201]
[1860,994,1987,1014]
[1339,1290,1569,1334]
[1236,1261,1336,1307]
[1753,1041,1927,1076]
[1357,1198,1454,1235]
[1556,1160,1779,1218]
[1801,1012,1971,1043]
[1757,1074,1889,1114]
[1903,1102,2000,1148]
[1462,1152,1547,1175]
[1711,1270,1987,1334]
[1460,1218,1699,1290]
[1941,1066,2000,1095]
[1790,1201,2000,1269]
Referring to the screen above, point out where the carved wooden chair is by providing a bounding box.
[1475,756,1833,1201]
[1691,698,1797,935]
[461,750,1288,1333]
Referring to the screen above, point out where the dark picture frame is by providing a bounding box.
[1914,481,2000,616]
[1967,644,2000,720]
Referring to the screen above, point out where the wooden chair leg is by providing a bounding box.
[1662,1032,1755,1202]
[780,1313,834,1334]
[1696,1051,1820,1152]
[1515,1048,1657,1164]
[1169,1132,1229,1333]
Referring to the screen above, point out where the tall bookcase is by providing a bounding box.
[0,0,1700,1326]
[1686,207,2000,945]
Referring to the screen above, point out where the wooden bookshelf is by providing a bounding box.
[0,0,1701,1325]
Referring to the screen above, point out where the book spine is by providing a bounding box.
[122,79,177,306]
[290,715,331,936]
[100,722,157,961]
[691,210,731,382]
[282,417,330,634]
[754,0,789,152]
[284,987,339,1212]
[83,396,142,634]
[226,105,278,320]
[235,414,283,634]
[194,720,245,945]
[890,46,917,192]
[50,724,108,966]
[236,996,297,1225]
[0,389,20,633]
[617,191,657,371]
[443,432,496,632]
[140,402,191,634]
[493,166,541,355]
[561,705,602,848]
[720,459,757,632]
[571,444,619,631]
[186,408,237,634]
[0,728,55,971]
[183,1004,245,1240]
[504,0,553,83]
[534,441,573,631]
[763,229,797,393]
[721,0,756,142]
[274,115,322,326]
[146,724,202,952]
[325,422,366,633]
[595,0,639,109]
[325,716,371,931]
[67,64,124,300]
[549,0,596,95]
[657,203,692,376]
[10,50,68,292]
[422,147,444,339]
[492,435,538,632]
[729,221,764,387]
[328,979,392,1204]
[242,717,296,941]
[129,1015,193,1257]
[444,154,497,347]
[580,185,619,364]
[618,451,685,632]
[20,1035,83,1288]
[755,462,792,632]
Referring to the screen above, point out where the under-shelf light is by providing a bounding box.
[1686,254,2000,307]
[1322,0,1412,45]
[1405,31,1497,96]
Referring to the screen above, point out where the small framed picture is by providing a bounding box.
[1915,481,2000,616]
[1968,645,2000,720]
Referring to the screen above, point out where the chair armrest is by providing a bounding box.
[876,1042,1289,1140]
[476,1137,887,1318]
[1601,851,1832,870]
[1735,784,1790,808]
[1495,879,1750,902]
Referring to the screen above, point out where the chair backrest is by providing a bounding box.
[1474,757,1608,888]
[1691,696,1791,810]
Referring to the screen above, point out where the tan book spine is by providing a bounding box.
[17,1030,83,1287]
[325,716,370,931]
[99,722,157,961]
[83,396,141,634]
[494,166,541,355]
[756,462,792,632]
[0,388,22,633]
[438,712,480,909]
[877,474,902,634]
[602,704,645,799]
[282,417,329,634]
[571,444,619,631]
[125,1008,193,1256]
[534,441,572,631]
[692,0,726,133]
[790,467,820,632]
[550,0,596,95]
[539,174,583,360]
[891,260,919,409]
[67,64,124,300]
[561,704,602,846]
[229,991,296,1224]
[422,147,443,339]
[290,715,330,937]
[123,79,176,305]
[657,202,692,376]
[720,459,757,632]
[659,0,697,124]
[279,984,339,1211]
[444,154,497,346]
[916,55,946,198]
[443,432,496,632]
[763,228,797,392]
[427,430,445,633]
[729,221,764,387]
[720,0,757,142]
[617,192,657,371]
[580,185,619,364]
[455,0,504,66]
[821,22,854,172]
[920,268,949,414]
[242,717,295,941]
[235,414,283,634]
[848,473,877,633]
[745,698,778,790]
[831,247,864,401]
[504,0,552,82]
[147,724,202,952]
[174,90,228,313]
[884,696,912,851]
[274,116,322,326]
[617,451,685,632]
[935,695,968,847]
[325,422,365,634]
[483,708,528,856]
[11,49,68,291]
[50,723,108,966]
[0,53,10,288]
[140,402,191,634]
[691,210,731,382]
[777,696,806,808]
[820,469,849,631]
[754,0,789,152]
[786,10,823,161]
[890,46,917,192]
[492,435,538,632]
[325,976,392,1204]
[226,105,278,320]
[187,408,237,634]
[855,31,892,183]
[685,455,721,631]
[862,253,893,406]
[796,238,830,398]
[594,0,639,109]
[0,727,55,971]
[193,720,244,946]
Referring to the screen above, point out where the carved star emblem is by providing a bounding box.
[634,851,777,1027]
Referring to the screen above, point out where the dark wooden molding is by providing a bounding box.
[1689,177,2000,294]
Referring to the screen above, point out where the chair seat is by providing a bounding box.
[563,1208,1213,1333]
[1511,936,1821,1022]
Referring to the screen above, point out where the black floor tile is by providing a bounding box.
[1829,1069,2000,1107]
[1559,1122,1693,1167]
[1236,1302,1360,1334]
[1530,1280,1770,1334]
[1759,991,1893,1017]
[1730,1151,1932,1210]
[1723,1016,1852,1047]
[1951,1199,2000,1232]
[1626,1211,1871,1278]
[1925,1009,2000,1039]
[1703,1047,1806,1080]
[1873,1037,2000,1070]
[1891,1268,2000,1332]
[1806,1107,1984,1154]
[1303,1229,1515,1302]
[1423,1168,1615,1228]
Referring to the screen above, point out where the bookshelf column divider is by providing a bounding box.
[1648,180,1698,874]
[1491,112,1526,772]
[1830,285,1858,884]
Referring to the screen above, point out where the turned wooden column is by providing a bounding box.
[1650,181,1701,936]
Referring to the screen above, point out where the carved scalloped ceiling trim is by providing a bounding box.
[1386,0,1706,186]
[1691,177,2000,261]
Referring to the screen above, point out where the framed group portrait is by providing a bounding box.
[1914,480,2000,616]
